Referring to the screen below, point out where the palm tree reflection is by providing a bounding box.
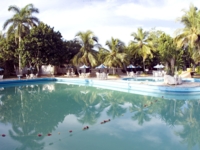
[1,83,200,149]
[76,86,101,125]
[9,125,44,150]
[104,91,126,118]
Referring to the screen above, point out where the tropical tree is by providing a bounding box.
[64,40,81,64]
[104,37,128,74]
[176,4,200,49]
[0,31,6,62]
[72,30,100,67]
[157,33,183,75]
[175,4,200,66]
[21,23,68,74]
[97,48,109,64]
[129,28,154,70]
[147,28,164,67]
[3,3,39,74]
[0,32,18,76]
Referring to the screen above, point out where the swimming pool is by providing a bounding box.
[0,78,200,150]
[0,81,200,150]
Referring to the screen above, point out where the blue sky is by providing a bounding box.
[0,0,200,46]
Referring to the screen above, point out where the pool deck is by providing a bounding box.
[1,74,200,100]
[1,74,200,92]
[64,75,200,87]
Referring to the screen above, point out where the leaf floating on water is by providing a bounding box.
[101,119,111,124]
[83,126,89,130]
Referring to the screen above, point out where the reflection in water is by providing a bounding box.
[0,82,200,150]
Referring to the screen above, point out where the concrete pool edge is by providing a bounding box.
[0,78,56,86]
[1,77,200,100]
[1,77,200,93]
[54,77,200,93]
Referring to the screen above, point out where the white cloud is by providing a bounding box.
[143,134,162,143]
[0,0,199,46]
[115,0,200,21]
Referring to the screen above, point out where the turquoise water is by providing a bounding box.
[0,82,200,150]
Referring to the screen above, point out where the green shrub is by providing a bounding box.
[108,74,119,77]
[196,66,200,73]
[178,69,183,75]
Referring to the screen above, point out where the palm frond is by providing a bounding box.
[8,5,20,13]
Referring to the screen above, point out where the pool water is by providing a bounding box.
[0,82,200,150]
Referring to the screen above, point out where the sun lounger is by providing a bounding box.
[96,72,100,79]
[26,74,29,79]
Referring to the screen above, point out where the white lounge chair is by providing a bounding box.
[127,71,130,77]
[102,72,106,79]
[130,72,135,77]
[86,73,90,78]
[26,74,29,79]
[34,73,38,78]
[105,73,109,79]
[96,72,100,79]
[65,72,70,77]
[30,74,34,79]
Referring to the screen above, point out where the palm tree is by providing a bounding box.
[3,4,39,74]
[175,4,200,67]
[0,31,5,55]
[72,30,100,67]
[104,37,128,74]
[130,27,154,70]
[175,4,200,50]
[157,33,179,75]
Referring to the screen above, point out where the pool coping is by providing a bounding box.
[54,77,200,92]
[1,77,200,97]
[0,78,56,87]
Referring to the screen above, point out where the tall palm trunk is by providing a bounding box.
[170,58,175,75]
[143,60,145,70]
[112,67,115,75]
[165,62,169,73]
[18,33,22,75]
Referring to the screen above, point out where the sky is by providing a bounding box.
[0,0,200,46]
